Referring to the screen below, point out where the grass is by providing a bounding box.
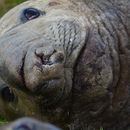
[0,0,26,17]
[0,116,8,125]
[100,127,104,130]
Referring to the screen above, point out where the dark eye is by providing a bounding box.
[23,8,41,21]
[0,86,16,102]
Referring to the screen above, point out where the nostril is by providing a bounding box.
[35,48,65,65]
[35,47,56,65]
[40,55,54,66]
[55,52,64,62]
[49,52,64,63]
[35,51,50,65]
[42,57,51,65]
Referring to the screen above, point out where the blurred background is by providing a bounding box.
[0,0,26,17]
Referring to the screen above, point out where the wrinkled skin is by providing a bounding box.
[0,118,61,130]
[0,0,130,130]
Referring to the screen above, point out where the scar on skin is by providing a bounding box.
[48,2,61,6]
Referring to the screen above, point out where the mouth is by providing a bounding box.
[33,78,61,94]
[18,53,27,87]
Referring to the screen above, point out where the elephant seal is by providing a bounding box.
[0,118,61,130]
[0,0,130,129]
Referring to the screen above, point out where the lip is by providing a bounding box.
[33,78,60,94]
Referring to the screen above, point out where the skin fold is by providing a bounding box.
[0,0,130,129]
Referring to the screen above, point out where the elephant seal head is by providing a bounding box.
[0,0,130,129]
[0,0,88,104]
